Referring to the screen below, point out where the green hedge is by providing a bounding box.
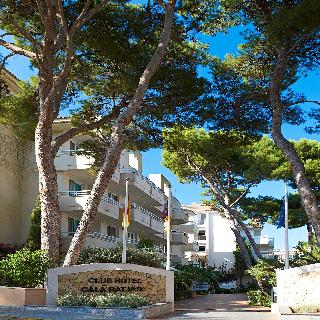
[0,248,52,288]
[58,293,150,308]
[78,246,164,268]
[247,290,271,307]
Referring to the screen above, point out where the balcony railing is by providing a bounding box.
[55,150,120,182]
[58,190,120,219]
[131,202,163,233]
[179,222,198,234]
[254,236,275,247]
[121,167,164,205]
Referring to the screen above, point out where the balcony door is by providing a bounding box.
[69,179,82,196]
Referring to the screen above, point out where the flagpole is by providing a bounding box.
[284,180,289,269]
[122,178,129,264]
[166,186,172,271]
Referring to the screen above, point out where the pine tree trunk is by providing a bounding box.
[35,109,60,266]
[63,2,176,266]
[230,209,263,260]
[229,219,252,269]
[307,220,314,247]
[270,48,320,248]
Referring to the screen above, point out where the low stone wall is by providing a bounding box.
[0,303,174,319]
[277,263,320,308]
[0,287,46,306]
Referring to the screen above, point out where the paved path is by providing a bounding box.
[154,294,270,320]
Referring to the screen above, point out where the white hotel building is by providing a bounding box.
[183,204,275,269]
[0,69,200,264]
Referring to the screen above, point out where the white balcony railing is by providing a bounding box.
[171,232,188,245]
[131,202,163,233]
[120,168,164,205]
[179,222,198,234]
[171,208,189,224]
[58,190,120,219]
[254,235,274,247]
[55,150,120,182]
[185,241,200,252]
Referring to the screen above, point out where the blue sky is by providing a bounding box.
[1,8,319,250]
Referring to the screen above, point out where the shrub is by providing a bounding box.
[26,199,41,251]
[174,264,221,293]
[292,305,320,313]
[78,245,164,268]
[0,248,52,288]
[57,293,150,308]
[291,239,320,267]
[247,290,271,307]
[246,259,279,292]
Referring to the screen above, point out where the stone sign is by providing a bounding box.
[58,270,166,302]
[46,263,174,306]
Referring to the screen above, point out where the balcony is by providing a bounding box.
[150,214,164,234]
[130,203,163,235]
[254,236,275,248]
[60,232,142,253]
[180,222,199,234]
[171,208,189,225]
[120,168,164,206]
[60,232,118,252]
[58,190,120,220]
[184,241,200,252]
[131,203,151,228]
[171,232,188,245]
[55,150,120,183]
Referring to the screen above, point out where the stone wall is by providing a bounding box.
[58,269,166,303]
[277,263,320,307]
[47,263,174,306]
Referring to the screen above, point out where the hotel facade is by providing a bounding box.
[0,69,199,264]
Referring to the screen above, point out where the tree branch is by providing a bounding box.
[51,105,123,156]
[229,184,253,208]
[0,39,36,59]
[0,53,15,71]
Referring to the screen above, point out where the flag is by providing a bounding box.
[277,200,285,229]
[162,204,170,232]
[122,198,131,228]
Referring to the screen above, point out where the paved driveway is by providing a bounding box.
[155,294,270,320]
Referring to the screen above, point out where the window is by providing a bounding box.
[68,217,80,236]
[69,141,78,155]
[199,246,206,252]
[69,179,82,196]
[107,225,117,238]
[107,191,118,202]
[198,230,206,241]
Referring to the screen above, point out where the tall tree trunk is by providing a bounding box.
[63,1,176,266]
[35,107,60,265]
[270,48,320,247]
[307,220,314,247]
[229,218,252,269]
[229,208,263,260]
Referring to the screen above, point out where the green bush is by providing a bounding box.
[137,239,156,249]
[0,248,52,288]
[292,239,320,267]
[246,259,279,292]
[174,264,221,293]
[292,304,320,313]
[26,199,41,251]
[247,290,271,307]
[57,293,150,308]
[78,245,164,268]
